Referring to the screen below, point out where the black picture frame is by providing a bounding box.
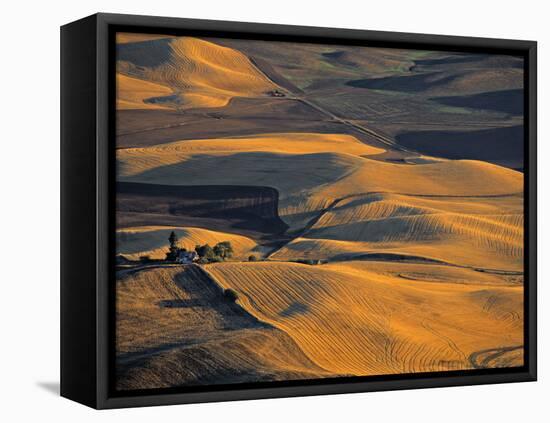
[61,12,537,409]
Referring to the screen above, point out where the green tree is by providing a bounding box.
[195,244,214,260]
[165,231,179,261]
[223,288,239,302]
[213,241,234,260]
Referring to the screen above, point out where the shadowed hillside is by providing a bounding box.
[117,182,289,246]
[117,265,333,389]
[395,125,524,169]
[432,89,523,116]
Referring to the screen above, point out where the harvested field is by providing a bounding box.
[206,261,523,376]
[116,73,174,110]
[114,33,525,390]
[117,36,275,110]
[273,192,523,271]
[117,266,332,389]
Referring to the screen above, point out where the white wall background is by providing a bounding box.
[1,0,546,420]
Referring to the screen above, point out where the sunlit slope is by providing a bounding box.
[116,132,384,189]
[272,192,524,271]
[317,159,522,198]
[116,133,370,230]
[118,133,385,158]
[333,260,523,286]
[206,261,523,376]
[117,133,523,233]
[116,73,174,110]
[116,226,258,260]
[117,266,332,389]
[117,37,275,110]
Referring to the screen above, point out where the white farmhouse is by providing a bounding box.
[176,250,199,264]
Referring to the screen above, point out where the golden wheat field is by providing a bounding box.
[117,36,275,110]
[115,32,525,389]
[205,261,523,375]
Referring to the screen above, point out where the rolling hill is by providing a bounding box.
[116,266,333,389]
[116,73,174,110]
[116,226,259,261]
[205,261,523,376]
[114,33,525,389]
[117,132,522,233]
[271,192,523,271]
[117,36,276,110]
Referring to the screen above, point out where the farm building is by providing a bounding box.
[176,250,199,264]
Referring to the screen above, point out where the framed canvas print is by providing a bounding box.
[60,13,537,409]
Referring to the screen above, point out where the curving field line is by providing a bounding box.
[116,73,174,110]
[469,345,523,369]
[116,265,335,389]
[271,190,523,272]
[117,37,276,110]
[205,261,523,377]
[117,129,524,239]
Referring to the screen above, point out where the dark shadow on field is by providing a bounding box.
[468,345,523,369]
[347,72,458,93]
[334,252,447,265]
[432,89,523,116]
[158,299,207,308]
[279,302,309,318]
[117,38,173,68]
[395,125,524,170]
[116,150,357,250]
[116,182,289,242]
[118,183,283,220]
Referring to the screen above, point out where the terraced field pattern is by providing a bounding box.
[115,32,524,390]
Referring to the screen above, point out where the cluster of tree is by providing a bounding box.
[164,231,235,264]
[195,241,234,263]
